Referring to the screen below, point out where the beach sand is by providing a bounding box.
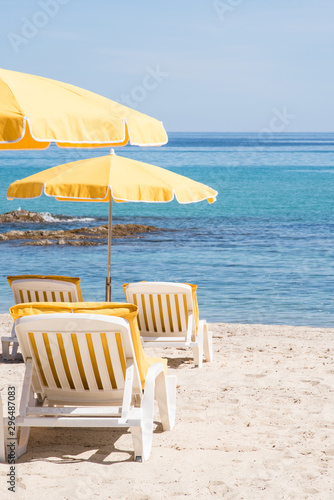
[0,314,333,499]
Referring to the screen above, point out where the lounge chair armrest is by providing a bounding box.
[144,363,165,386]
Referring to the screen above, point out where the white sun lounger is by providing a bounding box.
[124,282,213,368]
[0,313,176,462]
[1,276,81,360]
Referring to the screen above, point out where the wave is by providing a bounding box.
[40,212,96,223]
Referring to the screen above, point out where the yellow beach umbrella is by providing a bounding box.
[7,151,218,300]
[0,68,167,150]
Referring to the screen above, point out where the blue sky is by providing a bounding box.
[1,0,333,132]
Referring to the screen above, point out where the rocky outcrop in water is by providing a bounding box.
[0,224,162,246]
[0,211,164,246]
[0,210,50,223]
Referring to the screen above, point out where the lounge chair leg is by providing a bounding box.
[191,343,201,368]
[155,373,176,431]
[191,324,203,368]
[131,363,171,462]
[201,321,213,362]
[11,339,19,359]
[130,422,153,463]
[2,325,19,361]
[2,341,10,361]
[16,427,30,459]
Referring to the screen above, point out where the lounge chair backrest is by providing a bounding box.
[124,282,194,338]
[15,313,142,404]
[10,278,79,304]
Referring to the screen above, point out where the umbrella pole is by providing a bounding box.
[106,196,112,301]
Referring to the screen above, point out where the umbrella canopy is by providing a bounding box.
[7,151,218,299]
[0,68,167,150]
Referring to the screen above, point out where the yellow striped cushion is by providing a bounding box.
[10,301,167,389]
[7,275,83,301]
[123,282,200,334]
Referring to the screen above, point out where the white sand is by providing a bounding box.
[0,314,333,499]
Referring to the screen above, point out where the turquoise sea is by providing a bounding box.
[0,132,333,326]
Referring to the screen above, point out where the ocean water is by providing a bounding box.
[0,132,333,327]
